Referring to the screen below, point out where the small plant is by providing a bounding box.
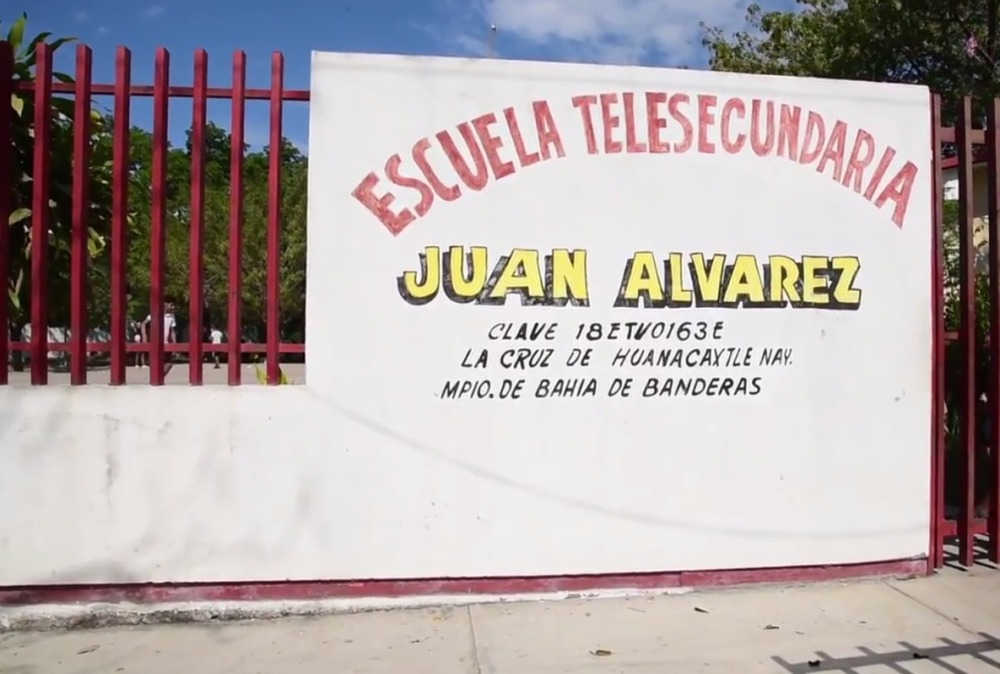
[253,361,290,385]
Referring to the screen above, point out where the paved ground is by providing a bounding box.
[4,362,306,385]
[3,569,1000,673]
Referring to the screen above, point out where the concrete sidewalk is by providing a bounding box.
[3,569,1000,673]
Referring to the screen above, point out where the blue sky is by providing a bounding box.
[11,0,797,153]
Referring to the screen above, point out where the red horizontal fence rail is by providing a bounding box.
[12,78,311,100]
[0,41,308,386]
[933,94,1000,570]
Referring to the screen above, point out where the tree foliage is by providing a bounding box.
[6,13,114,335]
[121,123,308,342]
[701,0,1000,122]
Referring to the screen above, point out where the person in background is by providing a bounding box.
[141,301,177,372]
[131,317,145,367]
[210,325,223,369]
[164,302,177,346]
[124,288,144,368]
[142,302,177,343]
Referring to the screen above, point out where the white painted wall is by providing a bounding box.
[0,54,932,587]
[0,382,928,585]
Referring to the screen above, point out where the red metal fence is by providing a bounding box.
[931,93,1000,570]
[4,40,1000,571]
[1,41,307,387]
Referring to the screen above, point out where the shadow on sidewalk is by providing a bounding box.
[773,632,1000,672]
[943,536,999,572]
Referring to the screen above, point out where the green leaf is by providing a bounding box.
[10,93,23,117]
[46,36,76,52]
[6,13,26,52]
[53,72,74,84]
[87,227,106,257]
[10,269,24,309]
[23,36,76,67]
[8,207,30,225]
[23,31,51,56]
[49,97,74,119]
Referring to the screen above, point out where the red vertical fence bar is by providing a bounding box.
[0,42,13,386]
[149,48,170,385]
[931,93,946,569]
[956,96,978,567]
[70,45,93,386]
[988,98,1000,563]
[188,50,208,385]
[266,52,284,385]
[110,47,132,385]
[30,44,53,385]
[228,51,247,386]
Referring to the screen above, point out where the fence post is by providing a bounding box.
[931,93,946,569]
[110,46,131,385]
[30,43,53,386]
[988,97,1000,563]
[956,96,978,567]
[188,50,208,385]
[228,50,246,386]
[70,45,93,386]
[149,47,170,385]
[0,42,13,386]
[266,52,284,385]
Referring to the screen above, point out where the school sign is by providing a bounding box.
[306,53,931,577]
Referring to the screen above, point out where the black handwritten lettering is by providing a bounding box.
[759,347,794,366]
[488,322,558,340]
[535,378,599,398]
[611,346,754,368]
[499,348,553,369]
[440,378,525,399]
[641,376,763,397]
[608,378,633,397]
[574,321,725,341]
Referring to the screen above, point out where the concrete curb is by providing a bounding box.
[0,587,696,633]
[0,572,923,633]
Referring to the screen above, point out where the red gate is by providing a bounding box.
[931,94,1000,570]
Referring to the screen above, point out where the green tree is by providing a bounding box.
[5,14,114,368]
[123,122,307,347]
[700,0,1000,123]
